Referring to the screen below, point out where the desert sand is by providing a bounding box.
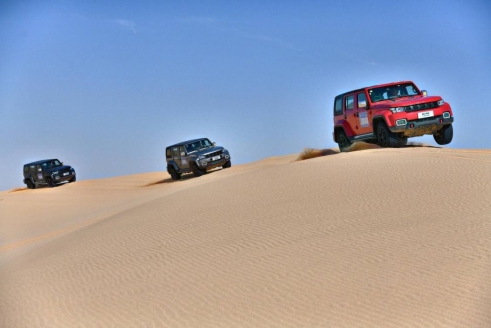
[1,145,490,327]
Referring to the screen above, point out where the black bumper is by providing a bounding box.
[197,155,231,170]
[390,116,454,137]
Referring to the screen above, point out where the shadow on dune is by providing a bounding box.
[144,168,223,187]
[9,187,28,193]
[295,141,439,161]
[405,142,440,148]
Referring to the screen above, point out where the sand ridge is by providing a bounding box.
[1,147,491,327]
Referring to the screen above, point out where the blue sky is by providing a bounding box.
[1,0,490,191]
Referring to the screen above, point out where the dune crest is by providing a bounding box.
[1,147,491,327]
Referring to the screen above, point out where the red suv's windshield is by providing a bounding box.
[368,83,420,103]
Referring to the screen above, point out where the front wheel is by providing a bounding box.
[69,176,76,183]
[336,130,352,152]
[222,161,231,169]
[191,163,205,177]
[433,124,453,145]
[46,177,56,187]
[376,123,399,147]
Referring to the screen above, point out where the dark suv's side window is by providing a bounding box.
[166,148,171,158]
[345,95,354,110]
[172,147,180,158]
[334,96,343,116]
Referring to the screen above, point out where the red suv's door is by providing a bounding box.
[344,94,357,137]
[355,91,373,136]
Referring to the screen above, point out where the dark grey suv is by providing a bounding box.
[23,159,76,189]
[166,138,231,180]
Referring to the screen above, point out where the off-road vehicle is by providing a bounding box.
[23,159,76,189]
[332,81,454,151]
[166,138,231,180]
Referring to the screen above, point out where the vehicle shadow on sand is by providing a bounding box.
[295,141,441,161]
[144,168,224,187]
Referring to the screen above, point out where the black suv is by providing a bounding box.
[23,159,76,189]
[166,138,231,180]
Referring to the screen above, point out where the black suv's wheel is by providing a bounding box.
[69,176,76,183]
[222,161,231,169]
[26,179,35,189]
[337,130,352,152]
[169,167,181,181]
[191,163,205,177]
[433,124,453,145]
[46,177,56,187]
[376,123,399,147]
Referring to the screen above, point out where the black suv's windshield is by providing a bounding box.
[42,160,62,169]
[368,83,420,103]
[185,139,212,153]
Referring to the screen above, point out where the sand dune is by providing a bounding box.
[1,147,491,327]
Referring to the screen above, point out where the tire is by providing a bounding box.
[69,176,76,183]
[46,177,56,187]
[191,163,204,177]
[26,179,35,189]
[336,130,352,152]
[169,167,181,181]
[222,161,231,169]
[433,124,453,145]
[376,122,399,147]
[397,137,408,147]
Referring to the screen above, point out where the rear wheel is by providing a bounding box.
[376,123,398,147]
[433,124,453,145]
[336,130,352,152]
[26,179,35,189]
[169,167,181,181]
[47,177,56,187]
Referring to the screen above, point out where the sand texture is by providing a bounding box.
[1,147,491,327]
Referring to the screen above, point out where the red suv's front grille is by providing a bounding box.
[404,101,439,112]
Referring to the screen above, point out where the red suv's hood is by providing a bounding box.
[371,95,441,108]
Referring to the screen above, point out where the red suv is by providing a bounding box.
[332,81,454,151]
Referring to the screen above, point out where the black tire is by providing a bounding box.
[336,130,352,152]
[46,177,56,187]
[26,179,35,189]
[222,161,231,169]
[191,163,204,177]
[376,122,399,147]
[397,137,408,147]
[169,167,181,181]
[433,124,453,145]
[69,176,76,183]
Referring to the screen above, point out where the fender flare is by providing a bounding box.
[333,122,355,142]
[167,161,179,173]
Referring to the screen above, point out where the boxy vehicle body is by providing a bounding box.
[332,81,454,151]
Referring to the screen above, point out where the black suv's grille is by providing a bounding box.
[205,150,223,158]
[404,101,439,112]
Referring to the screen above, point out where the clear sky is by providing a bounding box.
[1,0,490,191]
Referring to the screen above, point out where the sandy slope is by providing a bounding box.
[1,147,490,327]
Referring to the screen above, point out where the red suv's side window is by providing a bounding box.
[345,95,354,110]
[334,97,343,116]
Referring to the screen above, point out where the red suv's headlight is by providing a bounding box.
[390,107,405,113]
